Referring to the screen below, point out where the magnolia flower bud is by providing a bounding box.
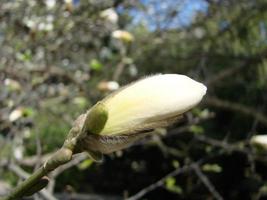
[74,74,207,158]
[112,30,134,43]
[100,8,118,24]
[100,74,207,136]
[251,135,267,150]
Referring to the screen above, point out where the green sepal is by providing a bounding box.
[82,102,108,135]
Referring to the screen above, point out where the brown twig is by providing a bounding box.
[47,153,88,193]
[126,157,211,200]
[204,97,267,126]
[192,164,223,200]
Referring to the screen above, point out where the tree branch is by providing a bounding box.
[126,157,211,200]
[204,97,267,126]
[192,164,223,200]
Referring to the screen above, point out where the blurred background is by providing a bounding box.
[1,0,267,199]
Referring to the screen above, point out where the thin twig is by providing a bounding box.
[34,130,42,170]
[192,164,223,200]
[50,153,87,177]
[204,96,267,127]
[18,153,53,167]
[47,153,87,193]
[126,158,209,200]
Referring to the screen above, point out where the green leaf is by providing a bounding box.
[189,125,204,134]
[172,160,180,169]
[22,107,36,117]
[78,159,94,170]
[165,177,183,194]
[16,50,32,62]
[90,59,103,71]
[202,164,222,173]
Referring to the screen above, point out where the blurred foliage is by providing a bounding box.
[1,0,267,199]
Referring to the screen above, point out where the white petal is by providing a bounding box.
[101,74,207,135]
[100,8,118,23]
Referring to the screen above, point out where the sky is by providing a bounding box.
[127,0,208,30]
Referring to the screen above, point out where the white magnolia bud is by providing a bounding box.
[100,74,207,136]
[45,0,56,9]
[251,135,267,149]
[100,8,118,24]
[97,81,120,92]
[112,30,134,43]
[9,108,23,122]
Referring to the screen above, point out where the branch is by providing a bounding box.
[50,153,87,178]
[2,148,73,200]
[205,64,244,86]
[47,153,87,193]
[126,165,193,200]
[18,153,53,167]
[192,164,223,200]
[6,163,57,200]
[126,157,210,200]
[204,97,267,126]
[55,192,121,200]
